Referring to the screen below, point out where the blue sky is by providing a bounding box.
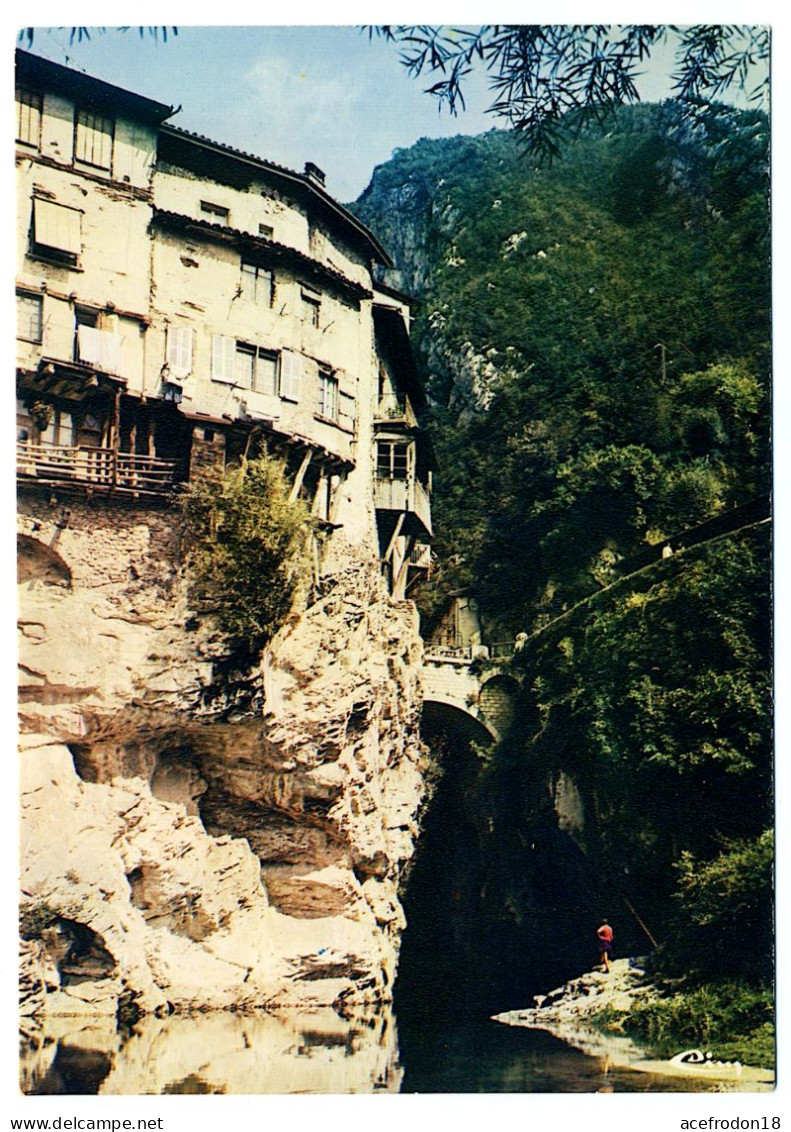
[13,22,763,203]
[20,25,500,202]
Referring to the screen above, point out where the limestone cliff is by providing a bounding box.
[18,496,427,1020]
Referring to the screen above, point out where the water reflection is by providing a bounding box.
[21,1006,743,1095]
[21,1006,401,1095]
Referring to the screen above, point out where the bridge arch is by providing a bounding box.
[420,696,496,745]
[421,654,521,742]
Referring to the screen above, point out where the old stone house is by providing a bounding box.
[15,48,431,598]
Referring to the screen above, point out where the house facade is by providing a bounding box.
[15,49,431,597]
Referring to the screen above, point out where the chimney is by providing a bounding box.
[304,161,326,188]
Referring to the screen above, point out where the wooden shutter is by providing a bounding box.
[339,392,356,431]
[167,326,193,378]
[33,199,82,255]
[212,335,236,383]
[279,350,302,402]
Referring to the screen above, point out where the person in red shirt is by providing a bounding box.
[596,919,614,973]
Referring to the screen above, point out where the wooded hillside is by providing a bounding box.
[353,102,772,1025]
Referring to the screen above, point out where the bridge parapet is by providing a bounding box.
[424,639,516,664]
[421,649,521,741]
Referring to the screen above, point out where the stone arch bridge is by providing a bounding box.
[420,644,521,743]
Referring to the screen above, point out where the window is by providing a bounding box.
[212,334,236,383]
[279,351,302,402]
[31,198,82,264]
[73,306,98,362]
[74,108,114,171]
[259,223,274,239]
[241,262,273,305]
[300,286,321,328]
[16,89,42,148]
[17,399,33,443]
[77,413,102,447]
[39,408,75,448]
[317,370,339,421]
[167,325,193,378]
[17,293,43,343]
[234,344,278,393]
[255,350,278,396]
[377,441,410,480]
[212,337,280,393]
[235,344,255,389]
[201,201,230,224]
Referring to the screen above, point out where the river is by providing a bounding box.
[20,1005,735,1094]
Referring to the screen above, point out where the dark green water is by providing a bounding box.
[396,1016,713,1093]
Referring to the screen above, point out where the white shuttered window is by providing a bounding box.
[279,351,302,402]
[212,335,236,383]
[167,326,193,378]
[16,89,42,147]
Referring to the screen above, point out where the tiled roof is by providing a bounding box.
[150,209,374,301]
[160,125,393,267]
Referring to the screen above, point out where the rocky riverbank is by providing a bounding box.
[493,959,774,1092]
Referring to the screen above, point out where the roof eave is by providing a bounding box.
[159,124,393,268]
[16,49,175,125]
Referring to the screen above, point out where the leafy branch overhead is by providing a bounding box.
[18,27,178,48]
[370,25,769,160]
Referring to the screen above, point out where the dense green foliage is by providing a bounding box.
[355,103,769,636]
[354,100,772,1028]
[594,980,774,1067]
[181,452,310,657]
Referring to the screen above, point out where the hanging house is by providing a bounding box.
[15,48,432,592]
[15,50,176,499]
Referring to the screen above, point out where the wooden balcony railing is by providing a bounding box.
[409,543,432,570]
[374,476,432,535]
[375,393,418,427]
[17,442,177,496]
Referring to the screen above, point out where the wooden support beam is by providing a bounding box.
[328,472,346,525]
[393,532,417,599]
[383,513,405,565]
[288,448,313,504]
[311,471,328,520]
[311,531,321,589]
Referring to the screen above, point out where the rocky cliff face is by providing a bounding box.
[18,496,427,1021]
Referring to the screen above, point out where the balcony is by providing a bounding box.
[17,442,177,498]
[373,476,432,537]
[374,392,418,428]
[409,543,432,571]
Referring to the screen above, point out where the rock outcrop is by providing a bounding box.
[18,497,427,1018]
[494,958,654,1032]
